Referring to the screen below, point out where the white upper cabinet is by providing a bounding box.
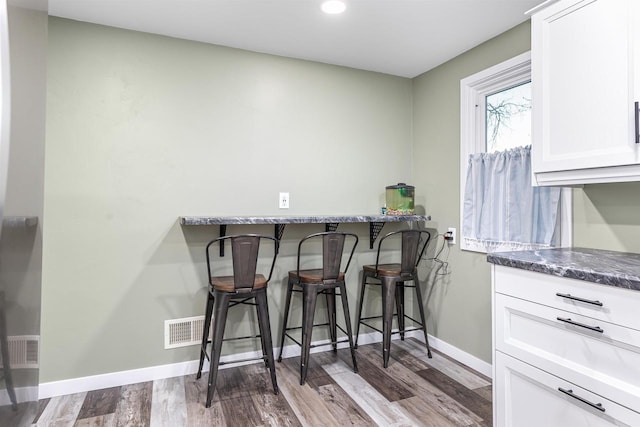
[531,0,640,185]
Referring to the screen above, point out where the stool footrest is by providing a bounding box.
[358,321,423,337]
[359,321,383,334]
[283,320,335,332]
[227,297,257,308]
[359,313,424,326]
[220,354,267,366]
[222,333,262,342]
[283,326,351,348]
[200,333,263,363]
[391,326,421,336]
[310,337,352,349]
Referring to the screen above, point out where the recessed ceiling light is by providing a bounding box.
[321,0,346,14]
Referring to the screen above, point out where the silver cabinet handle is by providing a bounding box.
[558,387,605,412]
[557,317,604,333]
[555,292,603,307]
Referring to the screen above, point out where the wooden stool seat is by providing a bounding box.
[210,274,267,292]
[363,263,403,276]
[288,269,345,283]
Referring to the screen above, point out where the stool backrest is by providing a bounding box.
[206,234,278,291]
[297,232,358,284]
[376,229,431,277]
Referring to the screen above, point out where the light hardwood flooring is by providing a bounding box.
[12,338,492,426]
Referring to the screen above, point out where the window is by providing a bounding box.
[486,81,531,152]
[459,52,571,252]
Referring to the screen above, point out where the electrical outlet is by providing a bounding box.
[447,227,456,245]
[279,192,289,209]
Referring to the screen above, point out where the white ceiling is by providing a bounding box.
[48,0,543,78]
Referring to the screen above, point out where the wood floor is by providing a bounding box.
[20,338,492,426]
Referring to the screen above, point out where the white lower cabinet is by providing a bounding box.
[492,265,640,426]
[495,352,640,427]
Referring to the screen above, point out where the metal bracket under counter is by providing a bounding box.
[180,214,431,256]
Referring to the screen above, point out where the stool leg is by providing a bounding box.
[197,289,214,379]
[354,272,368,349]
[256,289,278,394]
[380,276,397,368]
[325,289,337,353]
[338,282,358,374]
[300,286,319,385]
[206,292,230,408]
[256,294,269,368]
[395,282,405,341]
[413,279,432,358]
[277,278,295,362]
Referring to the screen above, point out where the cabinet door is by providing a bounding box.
[495,352,640,427]
[493,265,640,331]
[495,293,640,411]
[532,0,639,174]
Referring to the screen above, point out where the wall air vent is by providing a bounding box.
[164,316,208,349]
[0,335,39,368]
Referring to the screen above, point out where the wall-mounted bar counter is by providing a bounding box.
[180,214,431,255]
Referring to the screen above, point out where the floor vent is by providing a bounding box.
[0,335,39,368]
[164,316,207,349]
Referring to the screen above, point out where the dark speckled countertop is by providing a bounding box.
[487,247,640,291]
[180,214,430,225]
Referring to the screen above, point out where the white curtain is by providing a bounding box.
[462,146,561,252]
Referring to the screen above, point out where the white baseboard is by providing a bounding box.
[405,331,492,378]
[39,332,491,399]
[0,386,38,406]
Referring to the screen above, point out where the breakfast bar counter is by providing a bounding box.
[180,214,431,254]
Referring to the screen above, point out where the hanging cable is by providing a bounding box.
[423,233,450,277]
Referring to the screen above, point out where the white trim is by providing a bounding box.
[0,0,12,238]
[406,330,492,378]
[535,163,640,186]
[39,332,490,398]
[0,386,38,406]
[460,52,532,252]
[459,51,572,253]
[39,359,202,399]
[39,338,359,399]
[525,0,562,16]
[559,187,572,247]
[491,263,497,427]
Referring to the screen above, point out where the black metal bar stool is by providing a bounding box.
[196,234,279,408]
[355,229,432,368]
[277,231,359,385]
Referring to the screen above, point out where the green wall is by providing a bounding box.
[43,15,640,384]
[411,21,532,363]
[573,182,640,252]
[42,18,413,382]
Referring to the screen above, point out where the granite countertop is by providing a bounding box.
[487,247,640,291]
[180,214,431,226]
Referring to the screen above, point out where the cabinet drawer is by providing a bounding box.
[495,293,640,412]
[493,265,640,331]
[495,351,640,427]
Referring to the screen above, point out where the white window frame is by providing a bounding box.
[459,51,572,253]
